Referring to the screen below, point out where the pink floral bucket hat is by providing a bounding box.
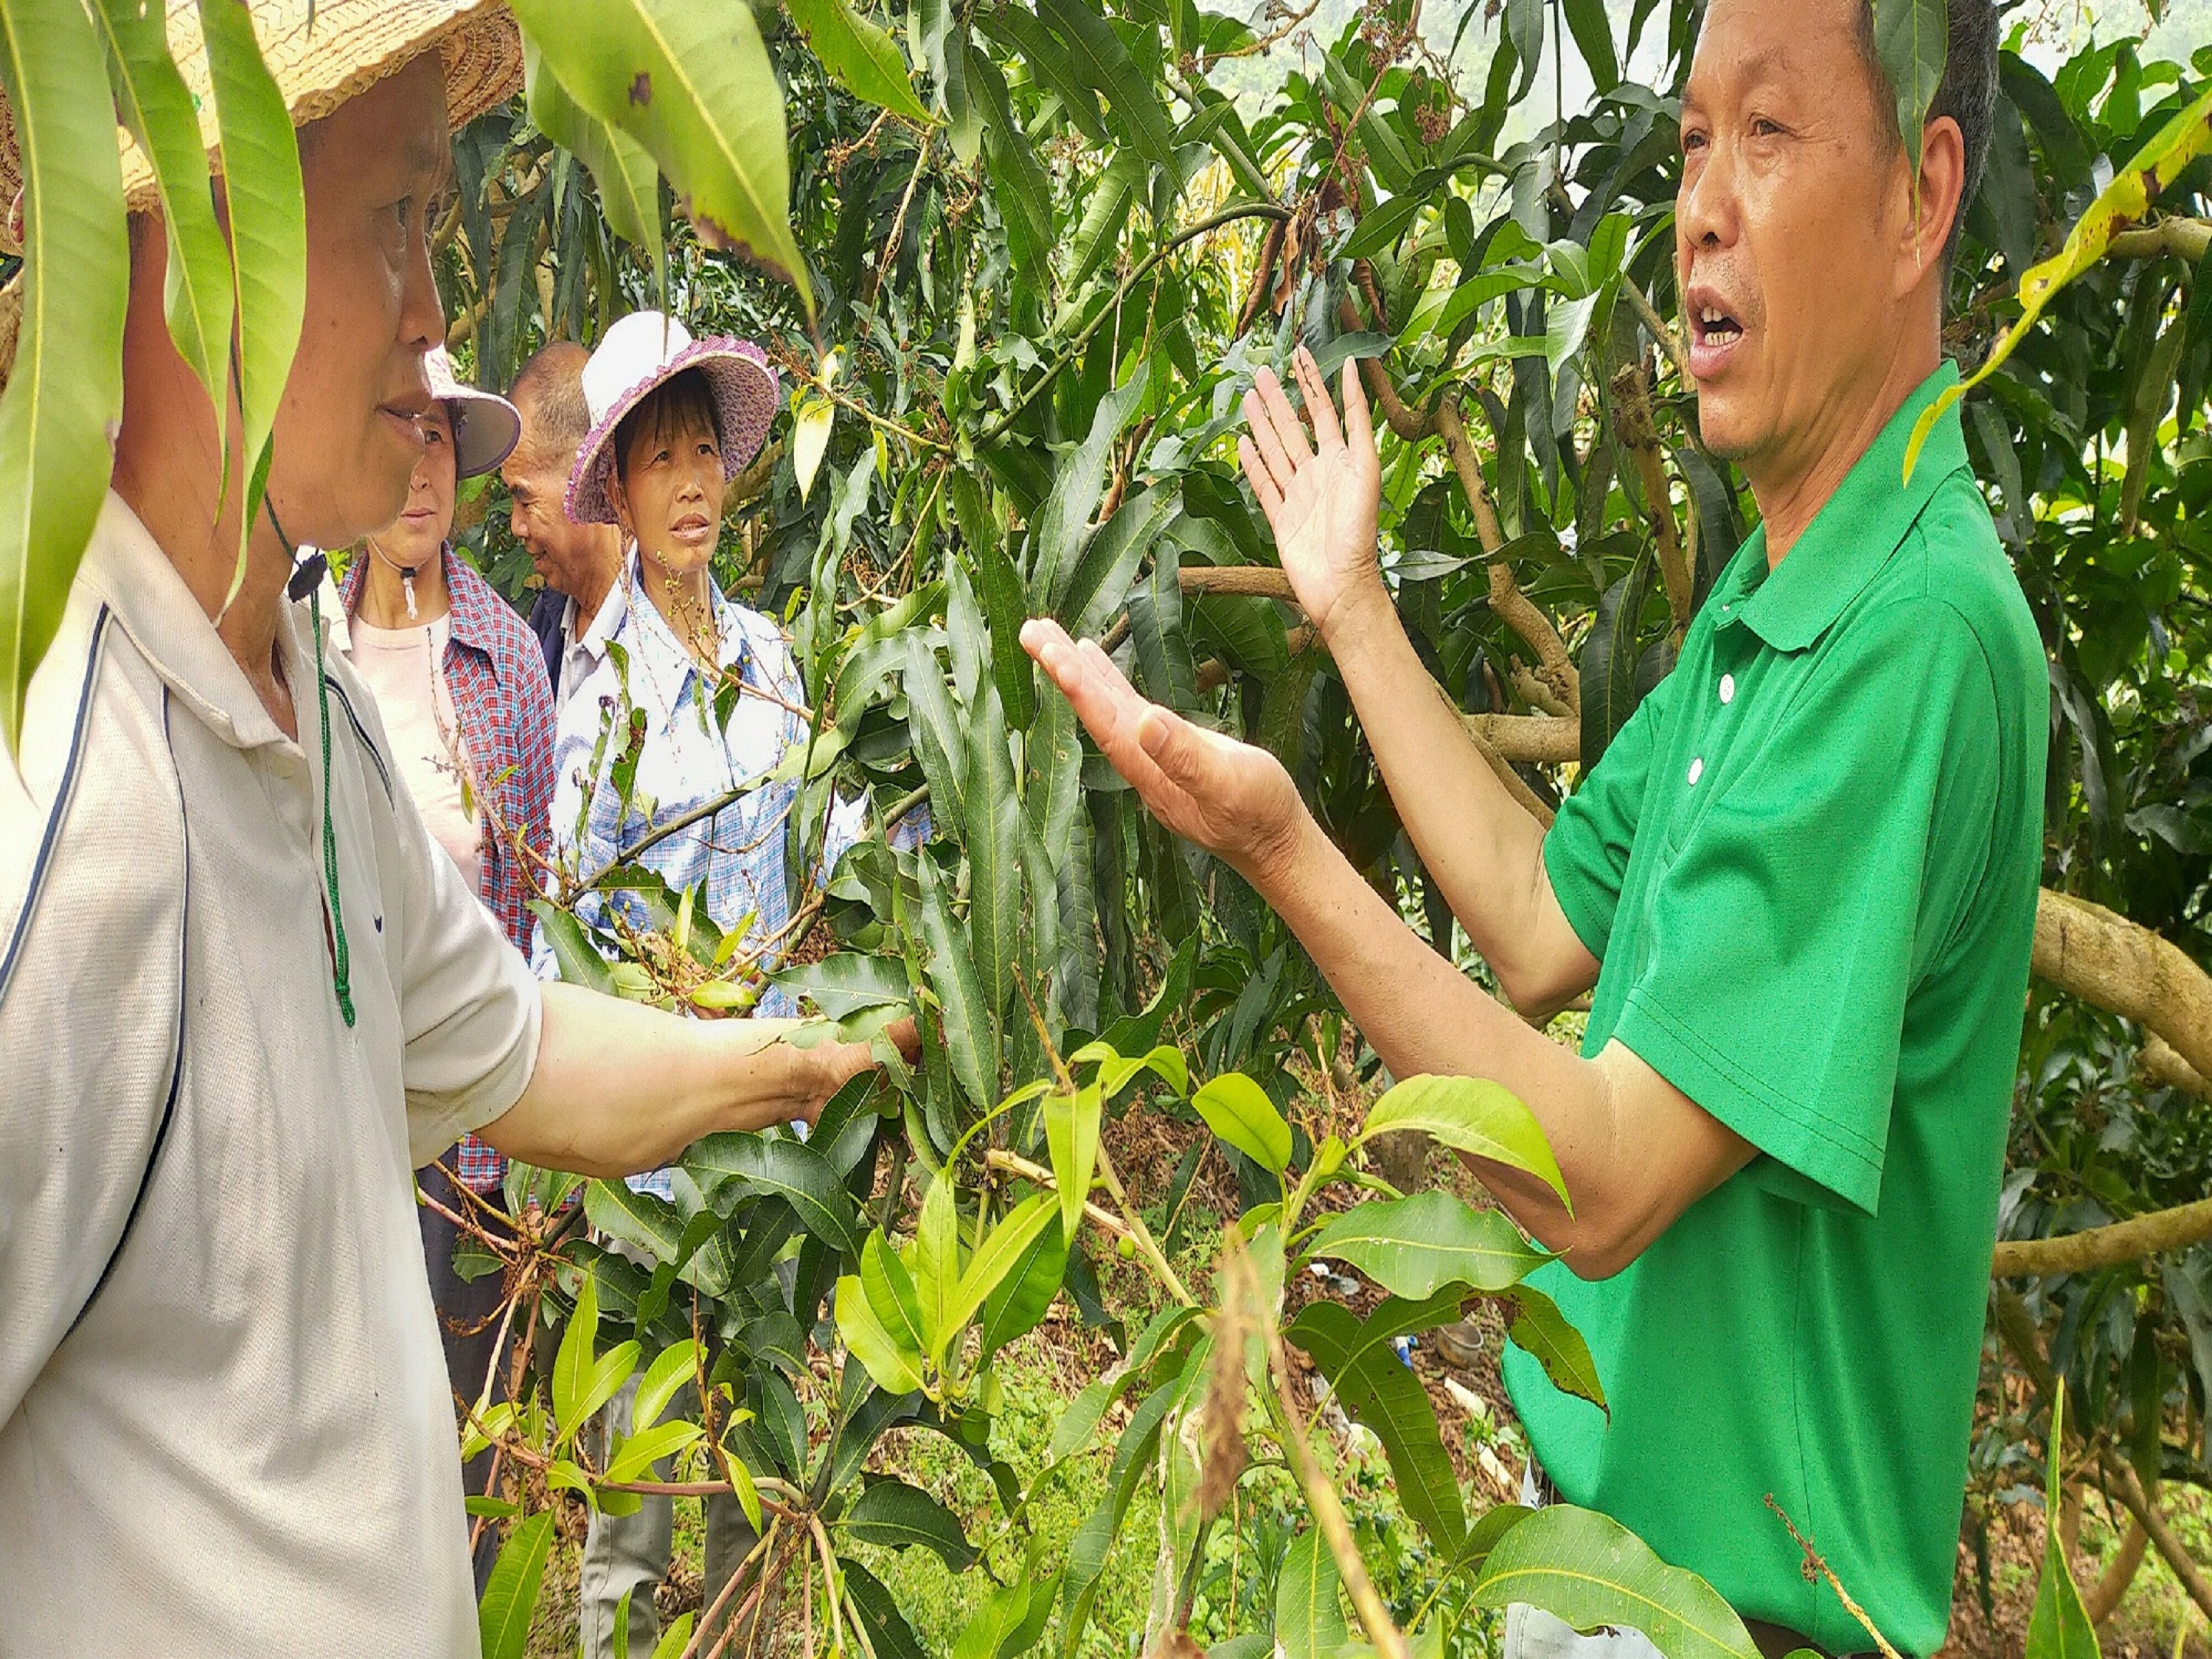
[566,310,779,526]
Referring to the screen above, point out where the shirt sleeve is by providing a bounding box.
[1542,664,1677,960]
[393,798,544,1168]
[1607,598,2003,1216]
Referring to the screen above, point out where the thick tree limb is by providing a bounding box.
[1992,1197,2212,1278]
[1610,359,1694,636]
[2033,888,2212,1085]
[1436,399,1582,713]
[1180,566,1296,599]
[2084,1519,2147,1626]
[2139,1033,2211,1101]
[2107,216,2211,264]
[1463,712,1580,763]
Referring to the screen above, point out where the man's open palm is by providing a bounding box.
[1238,347,1382,636]
[1019,619,1304,882]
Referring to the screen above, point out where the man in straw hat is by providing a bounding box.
[0,5,897,1652]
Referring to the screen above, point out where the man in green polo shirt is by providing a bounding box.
[1021,0,2041,1653]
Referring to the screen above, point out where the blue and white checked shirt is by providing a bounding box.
[537,558,862,1195]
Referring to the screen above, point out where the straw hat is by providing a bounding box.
[566,311,779,527]
[423,344,519,478]
[0,0,520,221]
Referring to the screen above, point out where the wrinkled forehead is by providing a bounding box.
[1686,0,1863,104]
[299,52,453,198]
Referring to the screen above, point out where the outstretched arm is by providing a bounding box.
[480,984,897,1178]
[1238,348,1596,1016]
[1018,625,1749,1276]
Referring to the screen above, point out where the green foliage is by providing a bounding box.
[0,0,129,751]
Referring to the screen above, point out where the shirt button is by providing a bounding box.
[1719,673,1736,705]
[1688,757,1705,786]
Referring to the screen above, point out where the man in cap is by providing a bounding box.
[0,6,889,1653]
[505,337,628,707]
[1025,0,2041,1653]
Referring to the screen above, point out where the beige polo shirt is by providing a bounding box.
[0,494,543,1656]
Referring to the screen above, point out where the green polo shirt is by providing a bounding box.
[1505,364,2046,1656]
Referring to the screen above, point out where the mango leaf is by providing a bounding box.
[1274,1527,1350,1659]
[1560,0,1619,91]
[94,0,233,443]
[939,1193,1060,1361]
[529,899,618,994]
[1504,1284,1607,1414]
[603,1418,703,1486]
[973,52,1054,285]
[682,1132,860,1255]
[1580,546,1656,769]
[773,950,910,1018]
[1310,1192,1553,1298]
[1034,375,1146,604]
[196,0,305,599]
[1905,82,2212,479]
[904,633,970,835]
[1060,1376,1183,1658]
[919,852,998,1107]
[0,0,129,752]
[1045,1083,1103,1240]
[525,37,664,278]
[552,1273,642,1446]
[1056,480,1180,643]
[838,1270,927,1394]
[786,0,931,122]
[1285,1296,1467,1548]
[584,1177,684,1262]
[1360,1075,1569,1212]
[478,1512,557,1659]
[1871,0,1947,177]
[982,4,1106,145]
[845,1559,927,1659]
[649,1614,696,1659]
[843,1475,978,1571]
[915,1167,961,1353]
[509,0,810,309]
[792,394,835,503]
[863,1229,929,1354]
[1035,0,1180,173]
[977,1212,1067,1358]
[975,538,1040,732]
[1472,1504,1758,1659]
[2026,1382,2099,1659]
[1192,1072,1293,1174]
[632,1338,703,1430]
[964,675,1024,1020]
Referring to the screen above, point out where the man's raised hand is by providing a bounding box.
[1019,618,1307,886]
[1237,347,1383,638]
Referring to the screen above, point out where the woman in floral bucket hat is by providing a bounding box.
[541,310,865,1658]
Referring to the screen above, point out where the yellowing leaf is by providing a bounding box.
[1905,82,2212,481]
[794,394,835,503]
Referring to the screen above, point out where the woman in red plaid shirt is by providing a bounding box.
[333,344,554,1593]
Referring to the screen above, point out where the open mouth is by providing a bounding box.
[1695,305,1743,347]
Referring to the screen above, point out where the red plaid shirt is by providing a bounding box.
[342,546,554,1192]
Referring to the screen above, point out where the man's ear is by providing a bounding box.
[1908,114,1969,279]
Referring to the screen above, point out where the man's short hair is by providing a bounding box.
[509,338,594,459]
[1854,0,2000,271]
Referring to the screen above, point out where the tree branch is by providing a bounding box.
[2032,888,2212,1086]
[1992,1196,2212,1278]
[2107,216,2210,265]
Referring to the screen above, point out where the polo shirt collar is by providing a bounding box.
[1716,361,1970,653]
[77,490,305,752]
